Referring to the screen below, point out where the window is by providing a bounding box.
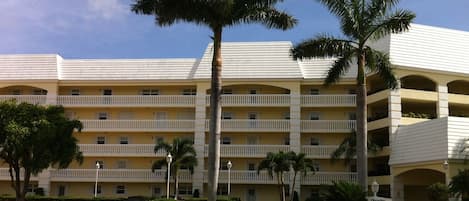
[95,161,104,169]
[12,89,21,95]
[310,89,320,95]
[97,112,108,120]
[71,89,80,96]
[116,185,126,194]
[102,89,112,95]
[117,160,127,169]
[222,88,233,94]
[141,89,159,95]
[97,136,106,144]
[222,137,231,145]
[32,89,47,95]
[309,112,320,120]
[178,185,192,195]
[310,138,320,146]
[119,136,129,144]
[182,88,196,95]
[222,112,233,120]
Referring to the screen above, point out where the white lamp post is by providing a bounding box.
[94,162,101,197]
[371,180,379,198]
[227,161,232,196]
[166,153,173,199]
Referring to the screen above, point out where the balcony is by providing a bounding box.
[204,170,287,184]
[0,95,47,104]
[79,144,164,157]
[301,95,356,107]
[50,169,192,183]
[301,145,338,158]
[301,120,355,133]
[206,120,290,132]
[0,168,39,181]
[81,120,195,132]
[300,172,357,185]
[206,95,290,107]
[204,144,290,158]
[57,95,195,107]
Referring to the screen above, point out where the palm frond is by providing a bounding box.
[324,50,354,86]
[291,35,356,60]
[364,48,398,89]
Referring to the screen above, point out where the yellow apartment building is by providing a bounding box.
[0,24,468,201]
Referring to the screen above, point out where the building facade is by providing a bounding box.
[0,24,468,201]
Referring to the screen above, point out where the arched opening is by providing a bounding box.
[400,75,436,91]
[395,169,445,201]
[448,80,469,95]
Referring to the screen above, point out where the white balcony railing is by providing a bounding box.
[300,172,357,185]
[204,144,290,157]
[78,144,164,157]
[0,168,39,181]
[57,95,196,107]
[0,95,47,104]
[301,145,339,158]
[204,170,287,184]
[205,119,290,132]
[206,95,290,106]
[301,120,355,133]
[50,169,192,183]
[81,120,195,132]
[301,95,356,106]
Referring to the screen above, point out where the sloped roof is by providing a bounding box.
[60,58,198,80]
[193,41,304,79]
[0,54,59,80]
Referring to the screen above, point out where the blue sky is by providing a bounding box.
[0,0,468,59]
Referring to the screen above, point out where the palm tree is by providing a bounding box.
[289,152,315,201]
[292,0,415,189]
[449,169,469,200]
[152,138,197,199]
[330,130,381,165]
[258,151,292,201]
[319,181,367,201]
[131,1,296,200]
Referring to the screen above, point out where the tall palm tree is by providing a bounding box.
[131,1,296,200]
[292,0,415,189]
[289,152,315,201]
[449,169,469,200]
[330,130,381,165]
[258,151,292,201]
[152,138,197,199]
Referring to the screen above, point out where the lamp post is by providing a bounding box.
[94,161,101,197]
[227,161,232,196]
[166,153,173,199]
[371,180,379,198]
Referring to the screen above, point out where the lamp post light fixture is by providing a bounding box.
[227,161,232,196]
[371,180,379,198]
[166,153,173,199]
[94,161,101,197]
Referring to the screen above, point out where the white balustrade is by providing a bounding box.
[301,120,355,133]
[204,144,290,157]
[301,145,339,158]
[206,95,290,106]
[205,119,290,132]
[301,95,356,106]
[81,120,195,132]
[204,170,287,184]
[57,95,195,106]
[50,169,192,183]
[300,172,357,185]
[79,144,165,156]
[0,95,47,104]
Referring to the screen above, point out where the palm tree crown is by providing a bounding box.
[292,0,415,189]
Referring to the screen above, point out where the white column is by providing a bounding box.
[38,168,51,196]
[193,83,209,195]
[437,84,449,118]
[289,85,301,195]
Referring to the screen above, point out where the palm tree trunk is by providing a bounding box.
[208,25,223,201]
[356,52,368,190]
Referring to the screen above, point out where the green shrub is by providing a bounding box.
[427,183,449,201]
